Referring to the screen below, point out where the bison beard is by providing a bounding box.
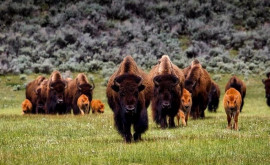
[152,74,180,128]
[109,74,148,143]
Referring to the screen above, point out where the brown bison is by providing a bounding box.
[77,94,90,115]
[225,76,246,112]
[65,73,95,115]
[21,99,32,114]
[223,88,242,131]
[208,80,221,112]
[262,75,270,107]
[106,55,151,143]
[149,55,185,128]
[25,75,46,114]
[91,99,105,114]
[184,59,211,119]
[45,71,67,114]
[176,88,192,126]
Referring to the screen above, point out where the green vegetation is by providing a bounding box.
[0,73,270,164]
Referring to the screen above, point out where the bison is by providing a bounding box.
[65,73,95,115]
[35,79,48,114]
[25,76,46,114]
[106,55,151,143]
[176,88,192,126]
[225,76,246,112]
[223,88,242,131]
[149,55,185,128]
[184,59,211,119]
[208,80,220,112]
[77,94,90,115]
[91,99,105,114]
[21,99,32,114]
[262,76,270,107]
[45,71,67,114]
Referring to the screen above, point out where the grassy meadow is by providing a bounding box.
[0,73,270,164]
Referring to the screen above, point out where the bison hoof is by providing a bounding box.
[133,133,141,142]
[125,134,132,143]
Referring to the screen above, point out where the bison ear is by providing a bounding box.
[172,75,179,86]
[262,79,265,84]
[111,84,119,92]
[138,84,145,92]
[35,88,41,95]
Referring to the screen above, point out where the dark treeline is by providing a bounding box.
[0,0,270,79]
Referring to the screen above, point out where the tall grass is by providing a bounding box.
[0,73,269,164]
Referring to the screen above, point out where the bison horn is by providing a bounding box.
[153,76,159,86]
[89,78,95,90]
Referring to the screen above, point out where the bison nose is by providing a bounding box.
[57,99,64,104]
[185,105,189,109]
[125,105,135,112]
[230,107,234,111]
[162,102,170,109]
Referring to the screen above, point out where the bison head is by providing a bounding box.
[76,78,94,101]
[262,79,270,106]
[225,95,239,112]
[184,79,198,94]
[153,74,179,109]
[111,74,145,114]
[49,80,66,104]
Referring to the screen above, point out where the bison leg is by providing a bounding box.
[185,112,189,126]
[169,116,175,128]
[227,114,232,129]
[133,109,148,142]
[72,104,81,115]
[123,123,132,143]
[233,112,239,131]
[240,99,244,112]
[160,116,168,129]
[179,111,186,127]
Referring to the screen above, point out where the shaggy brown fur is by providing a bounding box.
[25,76,46,114]
[148,55,185,128]
[77,94,90,115]
[45,71,67,114]
[184,59,211,119]
[225,76,246,112]
[21,99,32,114]
[91,99,105,114]
[65,73,94,115]
[35,79,48,114]
[106,55,151,143]
[262,76,270,107]
[208,80,221,112]
[176,88,192,126]
[223,88,242,131]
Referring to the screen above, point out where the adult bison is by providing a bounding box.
[45,71,67,114]
[106,55,151,143]
[149,55,185,128]
[184,59,211,119]
[208,80,220,112]
[262,75,270,107]
[65,73,95,115]
[225,76,246,112]
[25,75,46,114]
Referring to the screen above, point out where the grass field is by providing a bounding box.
[0,73,270,165]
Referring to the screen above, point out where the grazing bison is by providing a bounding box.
[176,88,192,126]
[262,77,270,107]
[25,76,46,114]
[225,76,246,112]
[65,73,95,115]
[45,71,67,114]
[208,80,220,112]
[106,55,151,143]
[21,99,32,114]
[77,94,90,115]
[91,99,105,114]
[149,55,185,128]
[223,88,242,131]
[184,59,211,119]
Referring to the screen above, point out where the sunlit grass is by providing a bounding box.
[0,73,270,164]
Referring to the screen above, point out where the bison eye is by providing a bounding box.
[181,99,184,102]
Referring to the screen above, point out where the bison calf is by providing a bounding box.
[77,94,90,115]
[208,80,220,112]
[91,99,105,114]
[21,99,32,114]
[223,88,242,131]
[177,88,192,126]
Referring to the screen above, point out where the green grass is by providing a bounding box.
[0,73,270,164]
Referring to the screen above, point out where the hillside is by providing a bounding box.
[0,0,270,77]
